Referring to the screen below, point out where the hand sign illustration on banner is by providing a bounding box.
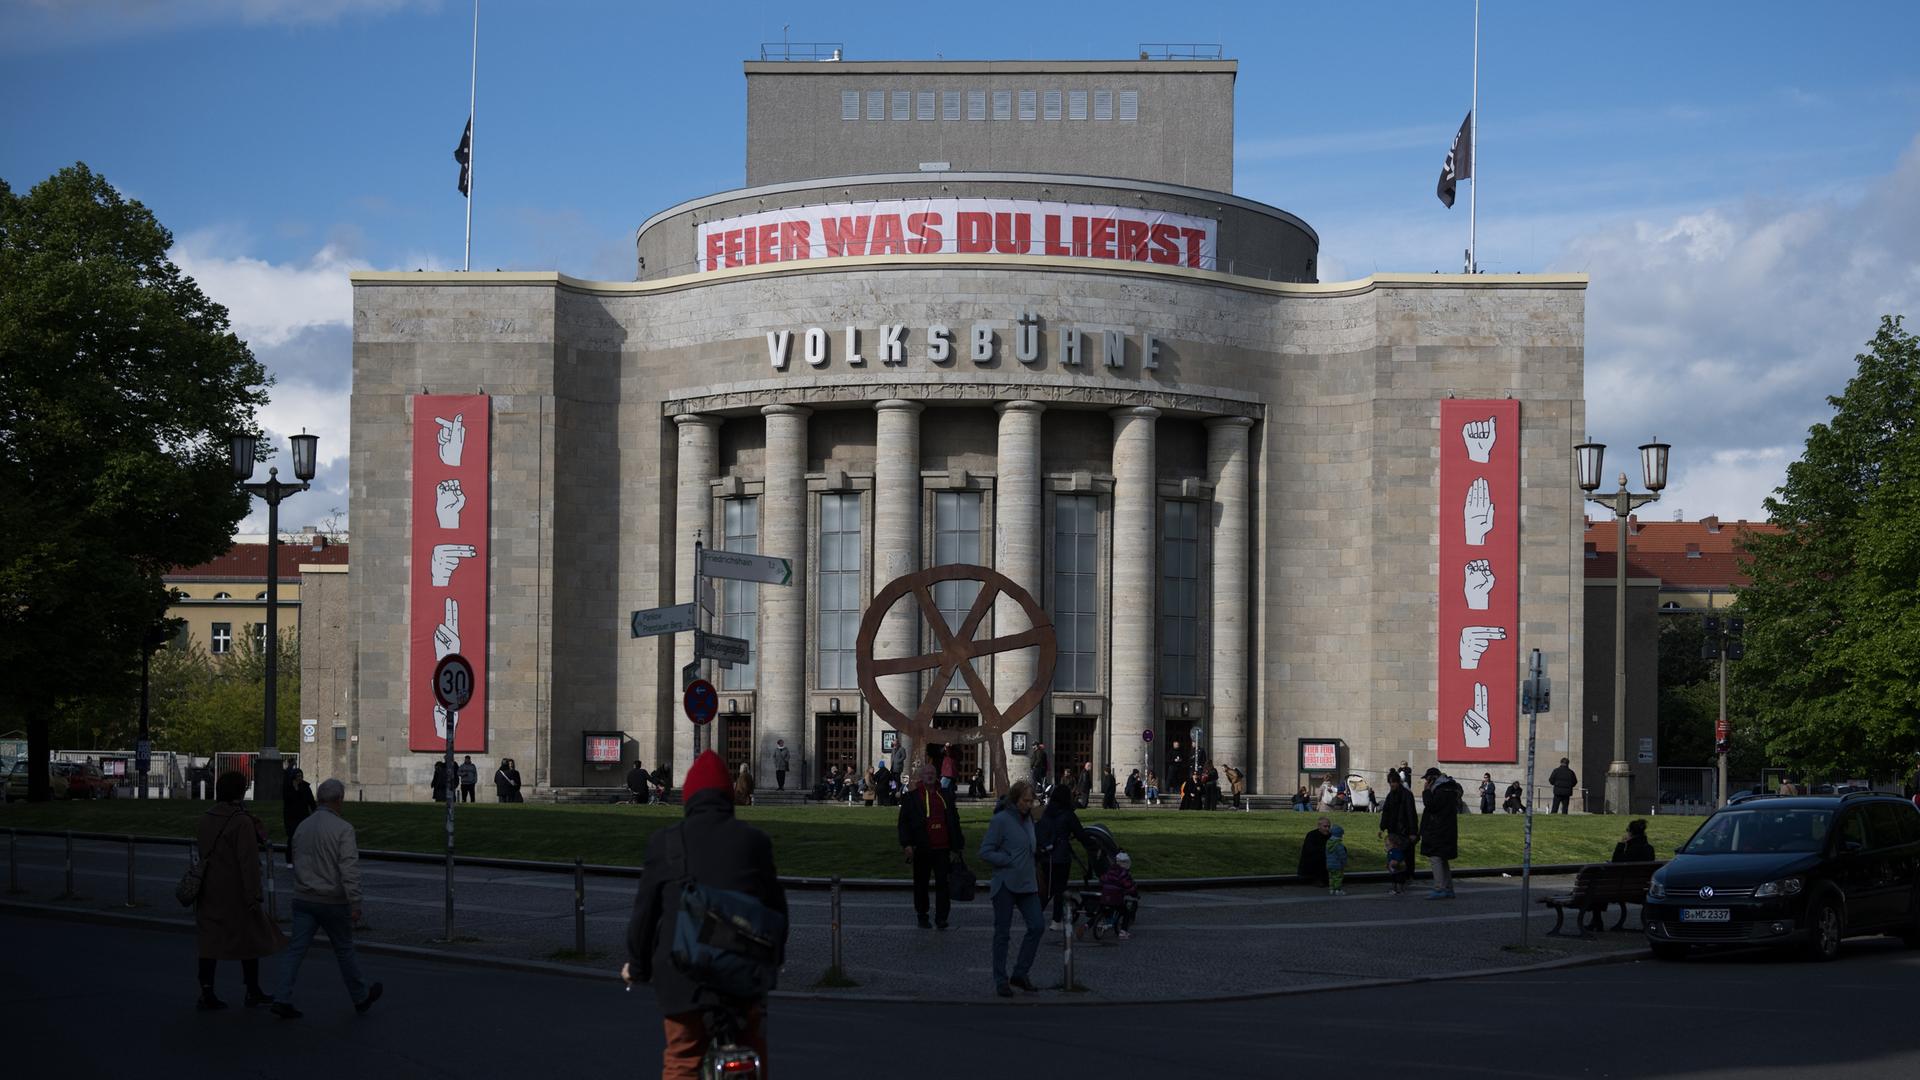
[1462,683,1491,748]
[1464,477,1494,546]
[1464,559,1495,610]
[1439,398,1518,762]
[435,479,466,529]
[435,413,465,467]
[1458,625,1507,669]
[1462,415,1496,464]
[430,544,477,587]
[434,598,460,661]
[412,394,489,753]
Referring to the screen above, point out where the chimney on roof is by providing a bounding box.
[1702,515,1720,533]
[1626,514,1641,535]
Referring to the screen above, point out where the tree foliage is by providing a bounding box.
[0,164,269,798]
[1735,316,1920,780]
[48,627,299,759]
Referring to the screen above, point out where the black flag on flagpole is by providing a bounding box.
[454,119,472,197]
[1437,111,1472,208]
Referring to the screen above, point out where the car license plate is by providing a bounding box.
[1680,908,1731,922]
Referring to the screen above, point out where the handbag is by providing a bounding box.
[947,854,978,903]
[176,812,238,907]
[669,826,787,1000]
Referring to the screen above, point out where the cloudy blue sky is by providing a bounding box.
[4,0,1917,534]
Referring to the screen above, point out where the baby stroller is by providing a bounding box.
[1066,824,1133,941]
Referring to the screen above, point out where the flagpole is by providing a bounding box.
[463,0,478,272]
[1468,0,1478,273]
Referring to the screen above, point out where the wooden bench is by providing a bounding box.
[1538,861,1664,938]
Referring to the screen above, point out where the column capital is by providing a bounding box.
[673,413,721,429]
[1204,415,1256,430]
[874,399,924,414]
[995,399,1047,416]
[762,404,813,419]
[1110,405,1161,422]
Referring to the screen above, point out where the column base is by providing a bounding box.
[1604,762,1633,816]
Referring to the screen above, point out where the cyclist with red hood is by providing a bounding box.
[623,750,788,1079]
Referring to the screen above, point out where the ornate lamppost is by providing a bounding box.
[230,430,318,802]
[1574,436,1670,814]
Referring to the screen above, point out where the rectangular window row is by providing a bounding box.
[841,88,1138,122]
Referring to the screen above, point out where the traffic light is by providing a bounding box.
[1726,615,1745,660]
[1726,638,1745,661]
[1703,615,1721,637]
[1701,638,1721,660]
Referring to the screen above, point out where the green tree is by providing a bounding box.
[0,164,269,799]
[1734,316,1920,781]
[1657,613,1716,767]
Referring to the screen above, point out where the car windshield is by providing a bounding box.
[1682,808,1833,855]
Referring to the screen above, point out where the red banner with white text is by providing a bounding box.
[1437,399,1520,763]
[695,197,1219,273]
[409,395,489,753]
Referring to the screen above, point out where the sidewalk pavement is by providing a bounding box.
[3,835,1647,1003]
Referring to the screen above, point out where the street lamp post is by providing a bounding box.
[1575,436,1671,815]
[230,431,318,803]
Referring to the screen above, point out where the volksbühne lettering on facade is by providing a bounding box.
[765,312,1166,372]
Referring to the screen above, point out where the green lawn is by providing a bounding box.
[0,800,1705,881]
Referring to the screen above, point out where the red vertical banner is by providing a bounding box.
[1438,399,1520,763]
[410,395,489,752]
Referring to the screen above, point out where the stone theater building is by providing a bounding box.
[326,54,1590,801]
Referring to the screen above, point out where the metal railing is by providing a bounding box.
[759,42,844,62]
[1137,43,1225,60]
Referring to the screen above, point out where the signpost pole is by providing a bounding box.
[1521,649,1543,948]
[693,535,706,756]
[444,707,456,942]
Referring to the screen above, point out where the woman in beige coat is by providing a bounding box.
[194,771,286,1009]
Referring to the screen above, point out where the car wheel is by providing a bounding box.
[1804,897,1843,962]
[1902,894,1920,949]
[1649,942,1688,962]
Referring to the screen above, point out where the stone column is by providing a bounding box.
[672,414,720,775]
[758,405,810,787]
[993,400,1045,788]
[872,400,923,766]
[1109,406,1159,782]
[1206,416,1254,786]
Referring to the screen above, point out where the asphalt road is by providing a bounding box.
[6,908,1917,1079]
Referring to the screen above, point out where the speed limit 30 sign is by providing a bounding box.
[433,653,475,712]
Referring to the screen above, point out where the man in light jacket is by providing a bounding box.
[272,778,382,1018]
[979,780,1045,998]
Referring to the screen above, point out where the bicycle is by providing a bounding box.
[701,1003,763,1079]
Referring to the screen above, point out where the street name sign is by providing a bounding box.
[630,602,697,639]
[701,548,794,587]
[697,630,752,667]
[696,576,717,615]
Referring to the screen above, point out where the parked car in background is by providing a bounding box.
[1644,793,1920,962]
[3,761,72,801]
[54,762,110,799]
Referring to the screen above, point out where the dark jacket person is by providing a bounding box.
[1378,772,1419,845]
[624,751,788,1078]
[1548,759,1578,814]
[1420,769,1462,897]
[281,767,316,866]
[898,764,965,929]
[1296,817,1332,888]
[195,771,286,1009]
[1612,819,1656,863]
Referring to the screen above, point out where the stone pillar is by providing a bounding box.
[872,400,923,766]
[1206,416,1254,787]
[1109,406,1159,782]
[672,414,720,776]
[758,405,810,787]
[993,400,1045,788]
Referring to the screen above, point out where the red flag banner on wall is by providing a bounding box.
[410,394,489,752]
[1438,398,1519,763]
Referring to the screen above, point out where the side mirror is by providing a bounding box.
[1841,839,1865,854]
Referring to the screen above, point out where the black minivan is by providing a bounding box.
[1643,793,1920,961]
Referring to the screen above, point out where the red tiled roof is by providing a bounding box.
[1583,549,1755,587]
[1584,516,1781,555]
[166,542,350,581]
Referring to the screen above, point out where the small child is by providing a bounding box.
[1100,852,1141,939]
[1386,832,1412,894]
[1325,824,1349,895]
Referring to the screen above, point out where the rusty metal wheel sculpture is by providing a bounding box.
[855,564,1056,797]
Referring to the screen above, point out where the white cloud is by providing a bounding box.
[1559,136,1920,520]
[171,235,360,348]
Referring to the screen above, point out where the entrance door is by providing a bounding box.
[816,713,857,788]
[719,714,752,781]
[1055,714,1095,787]
[932,714,980,785]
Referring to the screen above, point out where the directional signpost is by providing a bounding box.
[630,602,697,639]
[701,548,794,587]
[1519,649,1546,948]
[431,652,473,943]
[629,535,792,760]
